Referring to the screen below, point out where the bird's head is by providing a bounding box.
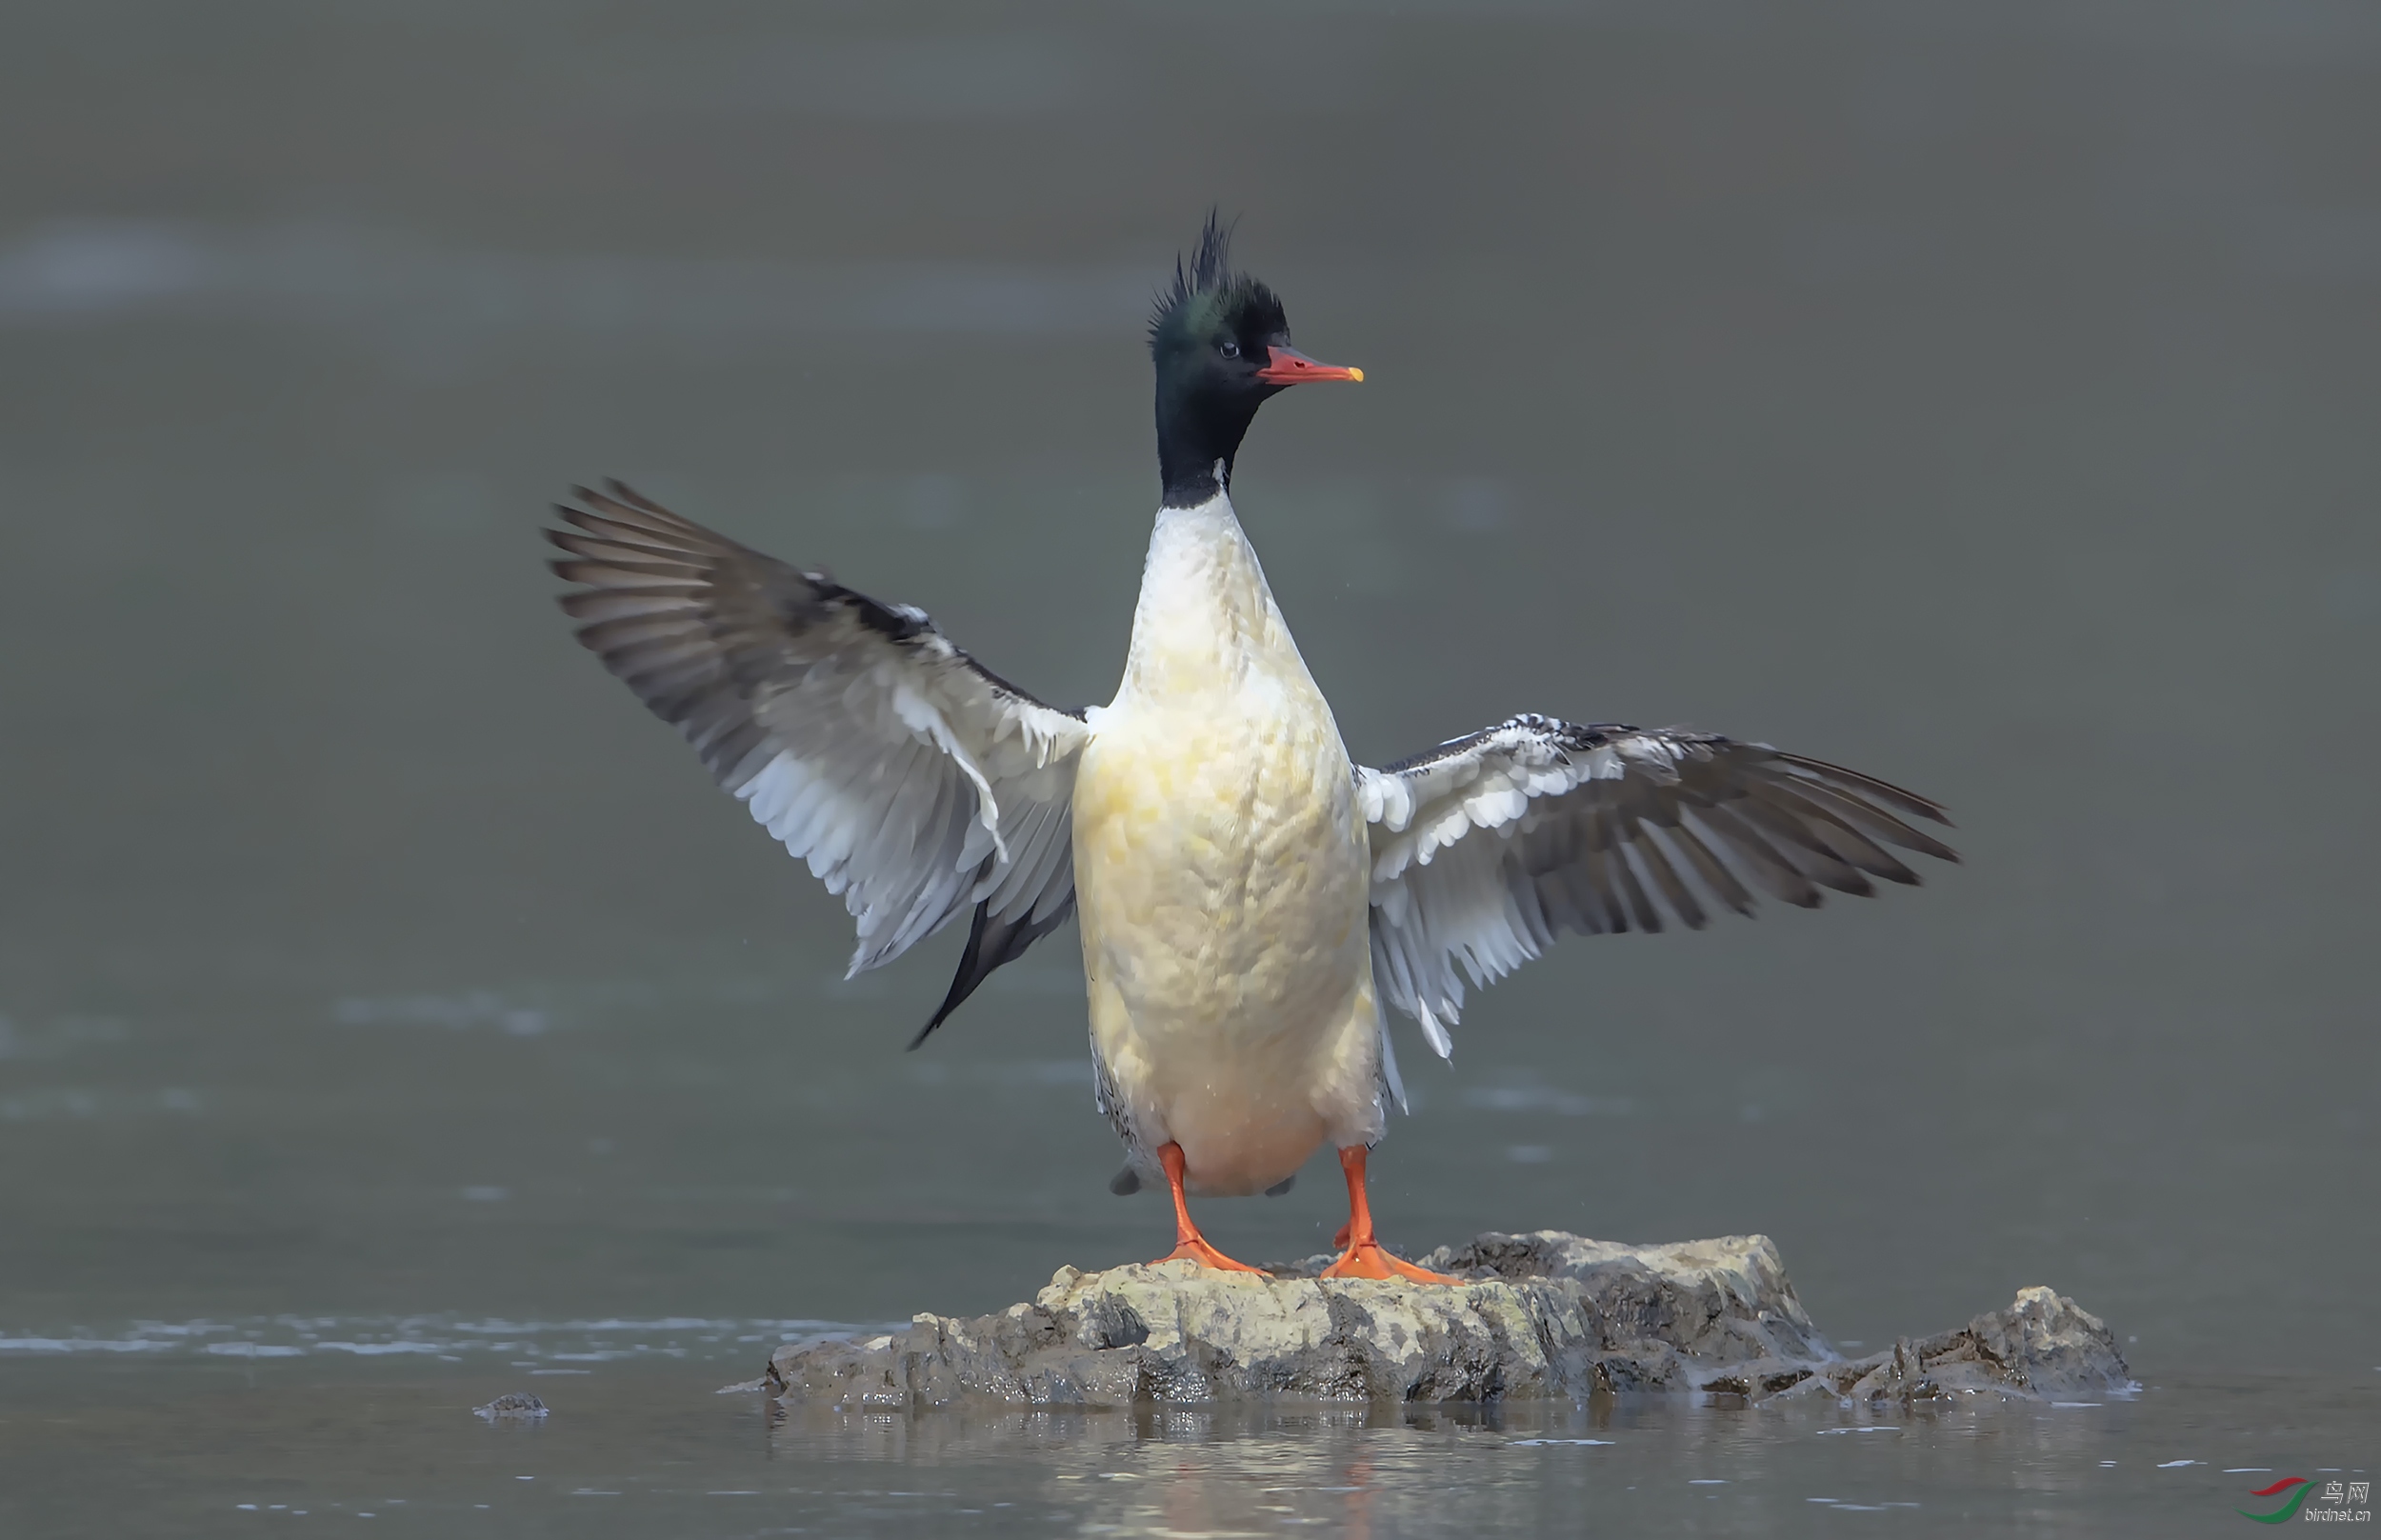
[1150,212,1361,509]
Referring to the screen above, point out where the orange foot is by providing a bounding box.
[1322,1240,1462,1284]
[1147,1142,1267,1274]
[1319,1145,1462,1285]
[1155,1233,1268,1274]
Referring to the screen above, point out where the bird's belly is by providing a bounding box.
[1073,695,1373,1192]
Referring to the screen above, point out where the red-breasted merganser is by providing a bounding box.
[549,216,1956,1282]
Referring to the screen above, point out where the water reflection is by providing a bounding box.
[748,1384,2376,1539]
[770,1400,1600,1540]
[0,1353,2371,1538]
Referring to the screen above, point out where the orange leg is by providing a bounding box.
[1319,1146,1461,1283]
[1150,1143,1266,1273]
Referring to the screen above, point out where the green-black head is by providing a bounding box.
[1150,212,1361,510]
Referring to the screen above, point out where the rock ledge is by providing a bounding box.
[751,1231,2131,1409]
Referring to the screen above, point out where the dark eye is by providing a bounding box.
[1219,340,1240,360]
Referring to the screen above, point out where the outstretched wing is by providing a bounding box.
[1357,714,1956,1058]
[548,482,1090,1043]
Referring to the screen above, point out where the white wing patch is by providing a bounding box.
[550,483,1091,1010]
[1359,715,1955,1059]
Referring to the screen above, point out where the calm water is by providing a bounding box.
[3,1351,2377,1537]
[2,2,2376,1533]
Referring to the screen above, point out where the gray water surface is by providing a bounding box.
[5,1353,2376,1537]
[3,2,2376,1533]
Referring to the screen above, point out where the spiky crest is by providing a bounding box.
[1146,211,1304,508]
[1149,210,1284,358]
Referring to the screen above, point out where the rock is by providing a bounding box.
[471,1391,549,1420]
[1815,1285,2135,1404]
[750,1231,2132,1410]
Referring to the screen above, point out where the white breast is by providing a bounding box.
[1070,492,1387,1195]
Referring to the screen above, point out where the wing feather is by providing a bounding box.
[1360,715,1955,1055]
[1671,817,1762,917]
[550,482,1091,1040]
[1632,829,1707,930]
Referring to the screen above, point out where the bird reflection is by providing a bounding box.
[764,1400,1596,1536]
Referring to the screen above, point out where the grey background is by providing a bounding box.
[1,1,2374,1381]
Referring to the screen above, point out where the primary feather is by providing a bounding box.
[549,482,1090,1040]
[1357,714,1956,1056]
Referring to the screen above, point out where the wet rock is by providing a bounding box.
[750,1231,2131,1410]
[471,1391,550,1420]
[1807,1286,2134,1405]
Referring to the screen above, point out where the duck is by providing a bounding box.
[547,214,1957,1283]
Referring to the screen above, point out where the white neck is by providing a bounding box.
[1114,491,1317,705]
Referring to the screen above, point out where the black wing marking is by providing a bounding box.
[1359,714,1955,1055]
[550,481,1090,1033]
